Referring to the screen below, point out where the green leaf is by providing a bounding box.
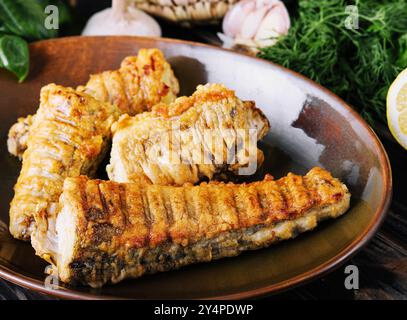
[0,35,29,82]
[0,0,58,40]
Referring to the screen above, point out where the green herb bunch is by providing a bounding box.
[259,0,407,124]
[0,0,71,82]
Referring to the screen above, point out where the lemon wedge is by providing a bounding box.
[387,67,407,150]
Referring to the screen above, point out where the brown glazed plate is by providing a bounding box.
[0,36,392,299]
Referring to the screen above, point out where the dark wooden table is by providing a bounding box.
[1,26,406,301]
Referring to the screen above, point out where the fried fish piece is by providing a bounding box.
[7,48,179,159]
[55,167,350,287]
[9,84,119,248]
[7,114,36,158]
[107,83,270,186]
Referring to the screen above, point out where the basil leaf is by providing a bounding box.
[0,0,58,40]
[0,35,29,82]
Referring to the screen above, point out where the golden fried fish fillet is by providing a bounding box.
[55,167,350,287]
[107,83,270,185]
[9,84,119,249]
[7,48,179,159]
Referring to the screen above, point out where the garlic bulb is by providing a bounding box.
[82,0,161,37]
[220,0,290,52]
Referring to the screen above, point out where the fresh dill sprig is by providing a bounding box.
[258,0,407,125]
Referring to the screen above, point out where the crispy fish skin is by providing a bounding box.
[56,167,350,287]
[107,83,270,186]
[9,84,119,248]
[7,48,179,158]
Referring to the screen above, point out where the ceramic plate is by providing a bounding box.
[0,36,392,299]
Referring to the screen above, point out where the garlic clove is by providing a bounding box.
[222,0,256,37]
[264,1,291,35]
[254,1,290,46]
[221,0,291,51]
[239,4,271,39]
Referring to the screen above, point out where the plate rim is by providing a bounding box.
[0,35,393,300]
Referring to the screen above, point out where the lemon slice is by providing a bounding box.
[387,67,407,150]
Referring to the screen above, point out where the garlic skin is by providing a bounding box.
[82,5,161,37]
[220,0,290,52]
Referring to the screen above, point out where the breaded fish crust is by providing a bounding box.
[107,83,270,185]
[7,48,179,159]
[56,167,350,287]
